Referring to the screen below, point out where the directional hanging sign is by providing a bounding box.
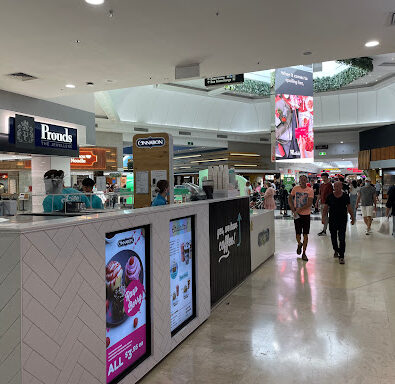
[205,74,244,87]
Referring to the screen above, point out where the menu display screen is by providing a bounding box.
[105,226,150,384]
[170,216,196,335]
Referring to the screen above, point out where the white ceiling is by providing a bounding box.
[1,0,395,98]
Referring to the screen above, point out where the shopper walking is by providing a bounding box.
[349,180,360,220]
[385,184,395,237]
[313,179,320,213]
[375,180,382,200]
[279,185,289,215]
[356,178,377,235]
[339,176,349,195]
[317,172,333,236]
[245,181,252,197]
[263,182,276,210]
[288,175,314,261]
[322,182,355,265]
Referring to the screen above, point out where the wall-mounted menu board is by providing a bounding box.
[105,226,151,384]
[169,216,196,336]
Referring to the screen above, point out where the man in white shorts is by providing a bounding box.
[356,178,377,235]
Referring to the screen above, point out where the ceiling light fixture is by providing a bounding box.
[230,153,260,157]
[179,166,192,169]
[234,164,258,167]
[303,51,312,56]
[174,154,201,160]
[65,84,76,88]
[340,141,344,143]
[191,158,228,163]
[85,0,105,5]
[365,40,379,47]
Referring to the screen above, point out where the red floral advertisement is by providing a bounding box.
[275,94,314,160]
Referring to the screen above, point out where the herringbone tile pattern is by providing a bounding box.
[0,233,21,384]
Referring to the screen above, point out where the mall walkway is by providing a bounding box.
[140,219,395,384]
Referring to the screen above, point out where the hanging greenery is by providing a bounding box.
[313,66,369,93]
[226,79,271,96]
[336,57,373,72]
[227,58,373,97]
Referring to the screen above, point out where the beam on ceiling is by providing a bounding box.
[95,91,120,121]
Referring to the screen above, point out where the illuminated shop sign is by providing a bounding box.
[136,137,165,149]
[71,150,98,167]
[8,115,78,156]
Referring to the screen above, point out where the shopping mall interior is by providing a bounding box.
[0,1,395,384]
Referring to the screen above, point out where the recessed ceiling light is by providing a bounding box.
[65,84,76,88]
[365,40,379,47]
[303,51,312,56]
[86,82,94,86]
[85,0,105,5]
[340,141,344,144]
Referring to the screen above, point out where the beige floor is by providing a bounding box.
[140,218,395,384]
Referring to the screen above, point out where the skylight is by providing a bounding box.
[244,61,350,83]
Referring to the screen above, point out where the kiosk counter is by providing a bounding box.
[0,196,275,384]
[0,202,210,384]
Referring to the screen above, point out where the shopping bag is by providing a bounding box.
[378,219,390,235]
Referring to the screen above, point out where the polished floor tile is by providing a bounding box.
[140,218,395,384]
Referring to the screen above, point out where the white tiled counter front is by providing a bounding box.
[0,201,210,384]
[250,210,275,272]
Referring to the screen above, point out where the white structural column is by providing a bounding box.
[31,155,71,212]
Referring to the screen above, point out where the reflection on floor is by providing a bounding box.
[140,219,395,384]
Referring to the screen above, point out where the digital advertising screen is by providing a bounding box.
[105,226,150,384]
[274,66,314,162]
[169,216,196,336]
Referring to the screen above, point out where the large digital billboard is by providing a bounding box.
[105,226,150,383]
[274,66,314,162]
[169,216,196,335]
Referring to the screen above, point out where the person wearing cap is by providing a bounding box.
[356,178,377,235]
[43,170,91,212]
[82,178,104,209]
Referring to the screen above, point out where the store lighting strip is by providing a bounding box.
[230,153,260,157]
[190,158,228,163]
[234,164,258,167]
[179,166,192,169]
[174,154,202,160]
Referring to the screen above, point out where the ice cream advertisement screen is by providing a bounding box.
[274,66,314,162]
[170,216,196,335]
[105,226,150,383]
